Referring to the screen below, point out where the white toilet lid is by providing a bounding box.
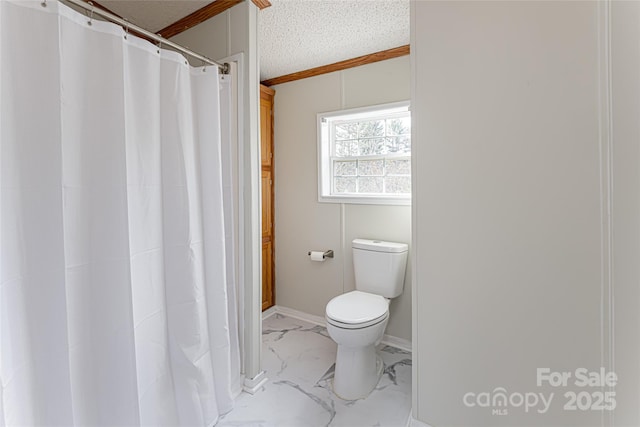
[326,291,388,325]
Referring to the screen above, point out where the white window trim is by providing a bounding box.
[317,101,411,205]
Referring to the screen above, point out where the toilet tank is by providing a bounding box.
[352,239,408,298]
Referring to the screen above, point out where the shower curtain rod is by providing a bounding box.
[59,0,229,73]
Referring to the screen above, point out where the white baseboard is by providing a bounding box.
[270,305,325,325]
[261,305,278,320]
[242,371,268,394]
[231,374,245,399]
[406,414,433,427]
[266,305,412,352]
[381,334,412,352]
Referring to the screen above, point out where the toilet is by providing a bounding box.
[325,238,408,400]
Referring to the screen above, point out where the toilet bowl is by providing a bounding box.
[324,239,408,401]
[326,290,389,400]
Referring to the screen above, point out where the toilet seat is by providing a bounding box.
[326,313,388,330]
[326,291,389,329]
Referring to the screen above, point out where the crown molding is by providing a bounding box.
[261,45,410,87]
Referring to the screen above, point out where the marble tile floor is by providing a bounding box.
[218,314,412,427]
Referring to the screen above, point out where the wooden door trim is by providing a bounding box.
[260,85,275,311]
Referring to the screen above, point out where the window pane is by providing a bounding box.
[386,117,411,136]
[358,120,385,138]
[386,136,411,154]
[358,160,384,176]
[386,159,411,175]
[397,135,411,153]
[358,138,387,156]
[335,140,358,157]
[334,140,349,157]
[348,140,359,156]
[385,176,411,194]
[358,177,384,193]
[334,160,357,176]
[335,177,356,193]
[335,123,358,140]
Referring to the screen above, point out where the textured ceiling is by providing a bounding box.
[91,0,410,82]
[259,0,410,81]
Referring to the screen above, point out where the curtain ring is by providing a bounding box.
[40,0,47,8]
[124,19,129,40]
[202,60,206,72]
[156,39,162,55]
[86,1,94,26]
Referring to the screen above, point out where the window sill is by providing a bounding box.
[318,194,411,206]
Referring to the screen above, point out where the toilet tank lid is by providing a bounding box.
[352,238,408,253]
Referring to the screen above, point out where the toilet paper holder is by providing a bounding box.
[308,250,334,259]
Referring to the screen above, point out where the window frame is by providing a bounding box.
[317,101,411,205]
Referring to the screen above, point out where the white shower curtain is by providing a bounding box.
[0,1,240,425]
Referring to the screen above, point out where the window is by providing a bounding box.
[317,101,411,205]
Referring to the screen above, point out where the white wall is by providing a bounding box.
[411,1,639,426]
[610,2,640,424]
[170,12,228,61]
[170,2,264,382]
[273,56,412,342]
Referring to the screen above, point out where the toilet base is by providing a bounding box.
[332,344,384,400]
